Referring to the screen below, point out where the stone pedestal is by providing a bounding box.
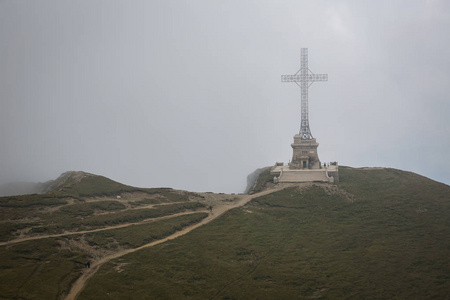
[289,134,321,170]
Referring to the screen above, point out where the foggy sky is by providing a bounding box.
[1,0,449,193]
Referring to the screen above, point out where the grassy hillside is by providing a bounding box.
[44,171,151,198]
[0,172,203,240]
[79,167,450,299]
[0,172,210,299]
[0,167,449,299]
[0,213,208,299]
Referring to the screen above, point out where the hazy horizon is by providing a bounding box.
[1,1,449,193]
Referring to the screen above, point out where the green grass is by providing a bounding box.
[338,166,449,201]
[128,197,165,206]
[0,222,36,242]
[81,212,208,248]
[129,189,198,206]
[0,194,67,208]
[0,179,204,241]
[58,200,126,217]
[80,168,450,299]
[2,167,449,299]
[28,202,206,236]
[49,174,143,198]
[0,213,208,300]
[0,238,89,300]
[50,174,196,200]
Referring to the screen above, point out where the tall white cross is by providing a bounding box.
[281,48,328,140]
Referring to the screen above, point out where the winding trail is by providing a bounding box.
[0,211,206,247]
[65,186,289,300]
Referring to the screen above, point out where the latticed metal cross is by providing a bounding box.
[281,48,328,140]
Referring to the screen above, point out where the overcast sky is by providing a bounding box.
[1,0,449,193]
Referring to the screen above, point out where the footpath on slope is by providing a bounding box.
[65,185,291,300]
[0,211,206,247]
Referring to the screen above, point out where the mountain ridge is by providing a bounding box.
[2,166,448,198]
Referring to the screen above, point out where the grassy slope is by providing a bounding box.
[0,238,89,300]
[0,174,150,240]
[46,173,162,198]
[0,173,209,299]
[29,201,205,236]
[81,212,208,249]
[0,213,209,300]
[0,173,176,209]
[0,173,202,241]
[80,167,450,299]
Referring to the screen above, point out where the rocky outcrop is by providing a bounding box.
[244,167,270,194]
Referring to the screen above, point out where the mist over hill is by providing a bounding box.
[0,181,42,197]
[0,171,92,197]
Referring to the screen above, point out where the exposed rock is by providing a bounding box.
[244,167,270,194]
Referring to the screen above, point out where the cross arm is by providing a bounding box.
[281,74,328,82]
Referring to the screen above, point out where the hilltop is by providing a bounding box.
[0,171,147,198]
[0,167,449,299]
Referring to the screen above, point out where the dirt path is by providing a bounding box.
[0,211,207,247]
[65,186,288,300]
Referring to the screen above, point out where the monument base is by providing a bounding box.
[290,134,321,170]
[271,163,339,183]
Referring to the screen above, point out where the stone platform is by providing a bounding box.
[271,163,339,183]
